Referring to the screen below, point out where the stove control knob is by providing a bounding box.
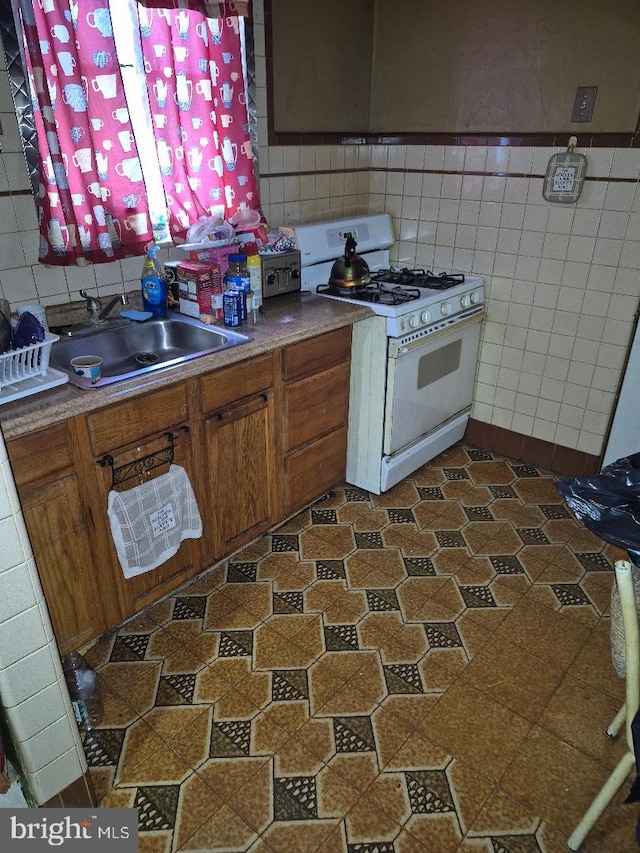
[267,273,276,285]
[408,314,419,328]
[291,268,300,279]
[420,310,431,324]
[460,295,470,309]
[441,302,453,316]
[470,290,481,304]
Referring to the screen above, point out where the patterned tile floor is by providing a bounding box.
[83,444,638,852]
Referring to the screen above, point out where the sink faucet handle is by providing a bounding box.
[79,289,101,306]
[79,290,101,324]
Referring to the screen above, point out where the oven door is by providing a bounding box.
[383,313,483,455]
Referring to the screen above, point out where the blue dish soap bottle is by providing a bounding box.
[141,246,167,316]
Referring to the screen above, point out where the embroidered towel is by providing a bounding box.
[107,465,202,579]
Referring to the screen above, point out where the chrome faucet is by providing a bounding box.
[79,290,129,324]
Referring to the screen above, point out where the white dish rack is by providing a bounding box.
[0,332,69,404]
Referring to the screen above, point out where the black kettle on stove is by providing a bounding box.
[329,236,371,289]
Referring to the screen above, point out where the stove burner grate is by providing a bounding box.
[372,268,466,290]
[316,282,421,305]
[316,282,368,298]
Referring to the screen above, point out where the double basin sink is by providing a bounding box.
[50,313,252,388]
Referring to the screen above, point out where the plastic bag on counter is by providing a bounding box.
[184,216,235,246]
[259,229,297,253]
[556,452,640,565]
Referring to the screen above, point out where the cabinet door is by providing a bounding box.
[20,474,103,656]
[204,391,274,560]
[96,428,202,617]
[284,426,348,515]
[283,361,351,453]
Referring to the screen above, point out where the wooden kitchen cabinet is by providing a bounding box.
[85,388,201,620]
[282,327,351,514]
[200,354,276,562]
[6,423,104,656]
[5,325,355,652]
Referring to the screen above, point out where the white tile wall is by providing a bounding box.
[0,430,86,804]
[261,138,640,457]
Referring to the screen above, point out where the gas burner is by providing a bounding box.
[316,282,367,298]
[377,285,422,304]
[377,291,399,305]
[422,270,466,289]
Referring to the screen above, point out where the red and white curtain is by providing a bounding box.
[17,0,259,265]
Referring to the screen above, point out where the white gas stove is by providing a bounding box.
[289,214,486,493]
[316,273,485,341]
[294,214,484,335]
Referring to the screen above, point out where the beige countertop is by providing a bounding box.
[0,293,372,441]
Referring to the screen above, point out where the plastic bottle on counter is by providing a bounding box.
[244,243,262,320]
[141,246,167,317]
[62,651,103,730]
[224,253,250,294]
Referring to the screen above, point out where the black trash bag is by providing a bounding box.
[556,452,640,567]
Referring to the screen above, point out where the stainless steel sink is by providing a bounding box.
[50,313,252,388]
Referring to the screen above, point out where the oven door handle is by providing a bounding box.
[391,310,485,357]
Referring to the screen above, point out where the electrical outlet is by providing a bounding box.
[571,86,598,122]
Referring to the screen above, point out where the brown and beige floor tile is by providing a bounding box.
[82,444,636,851]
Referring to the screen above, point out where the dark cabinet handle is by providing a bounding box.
[209,392,268,424]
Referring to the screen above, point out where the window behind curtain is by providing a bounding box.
[10,0,261,266]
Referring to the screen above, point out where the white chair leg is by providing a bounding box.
[566,751,636,851]
[607,703,627,738]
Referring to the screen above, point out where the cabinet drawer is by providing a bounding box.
[87,385,189,456]
[282,327,351,383]
[200,353,273,413]
[284,361,350,452]
[7,423,73,489]
[284,426,347,514]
